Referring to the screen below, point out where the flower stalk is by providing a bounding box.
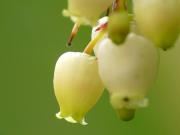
[67,23,80,46]
[84,29,107,54]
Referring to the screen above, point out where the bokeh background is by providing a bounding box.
[0,0,180,135]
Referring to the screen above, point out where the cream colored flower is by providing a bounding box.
[63,0,113,26]
[53,52,104,125]
[97,33,159,120]
[133,0,180,50]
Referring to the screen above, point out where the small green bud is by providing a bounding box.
[134,0,180,50]
[108,11,130,44]
[91,17,139,56]
[54,52,104,125]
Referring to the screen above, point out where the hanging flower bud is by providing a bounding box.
[133,0,180,50]
[53,52,104,125]
[63,0,114,26]
[108,11,130,44]
[97,33,159,121]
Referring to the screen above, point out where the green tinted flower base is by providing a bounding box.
[56,112,88,125]
[110,93,148,121]
[110,93,149,109]
[117,108,135,121]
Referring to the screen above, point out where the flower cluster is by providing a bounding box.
[53,0,180,125]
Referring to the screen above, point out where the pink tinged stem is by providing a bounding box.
[67,23,80,46]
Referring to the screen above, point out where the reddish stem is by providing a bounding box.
[67,23,80,46]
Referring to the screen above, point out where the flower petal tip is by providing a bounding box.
[138,98,149,108]
[56,112,63,119]
[80,118,88,126]
[55,112,88,125]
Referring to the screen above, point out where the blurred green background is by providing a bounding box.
[0,0,180,135]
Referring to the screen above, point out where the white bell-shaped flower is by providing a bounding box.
[63,0,113,26]
[97,33,159,120]
[54,52,104,125]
